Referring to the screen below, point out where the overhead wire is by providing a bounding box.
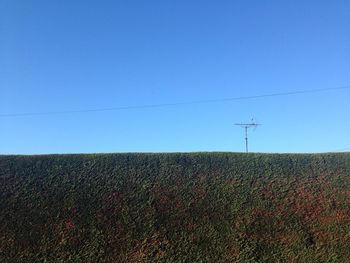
[1,85,349,118]
[331,147,350,152]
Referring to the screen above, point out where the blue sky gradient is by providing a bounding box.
[1,0,349,154]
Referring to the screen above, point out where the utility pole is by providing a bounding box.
[235,119,261,153]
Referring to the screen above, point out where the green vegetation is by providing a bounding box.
[1,153,350,262]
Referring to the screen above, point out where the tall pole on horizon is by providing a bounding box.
[235,119,261,153]
[245,126,248,153]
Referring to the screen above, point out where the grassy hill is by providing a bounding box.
[1,153,350,262]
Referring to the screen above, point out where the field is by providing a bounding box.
[1,153,350,262]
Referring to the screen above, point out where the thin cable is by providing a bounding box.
[332,147,350,152]
[1,85,349,118]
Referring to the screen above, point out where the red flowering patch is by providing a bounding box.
[64,218,75,229]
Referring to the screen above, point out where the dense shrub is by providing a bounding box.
[1,153,350,262]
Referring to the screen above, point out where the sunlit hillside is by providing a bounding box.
[1,153,350,262]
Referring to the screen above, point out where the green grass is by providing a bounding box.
[1,152,350,262]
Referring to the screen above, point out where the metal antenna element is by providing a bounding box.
[235,118,261,153]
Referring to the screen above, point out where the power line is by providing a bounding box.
[1,85,349,118]
[332,147,350,152]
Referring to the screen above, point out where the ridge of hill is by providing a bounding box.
[1,153,350,262]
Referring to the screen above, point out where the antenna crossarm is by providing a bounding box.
[234,120,262,153]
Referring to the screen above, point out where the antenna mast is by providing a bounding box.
[235,119,261,153]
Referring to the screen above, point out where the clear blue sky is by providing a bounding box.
[1,0,349,154]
